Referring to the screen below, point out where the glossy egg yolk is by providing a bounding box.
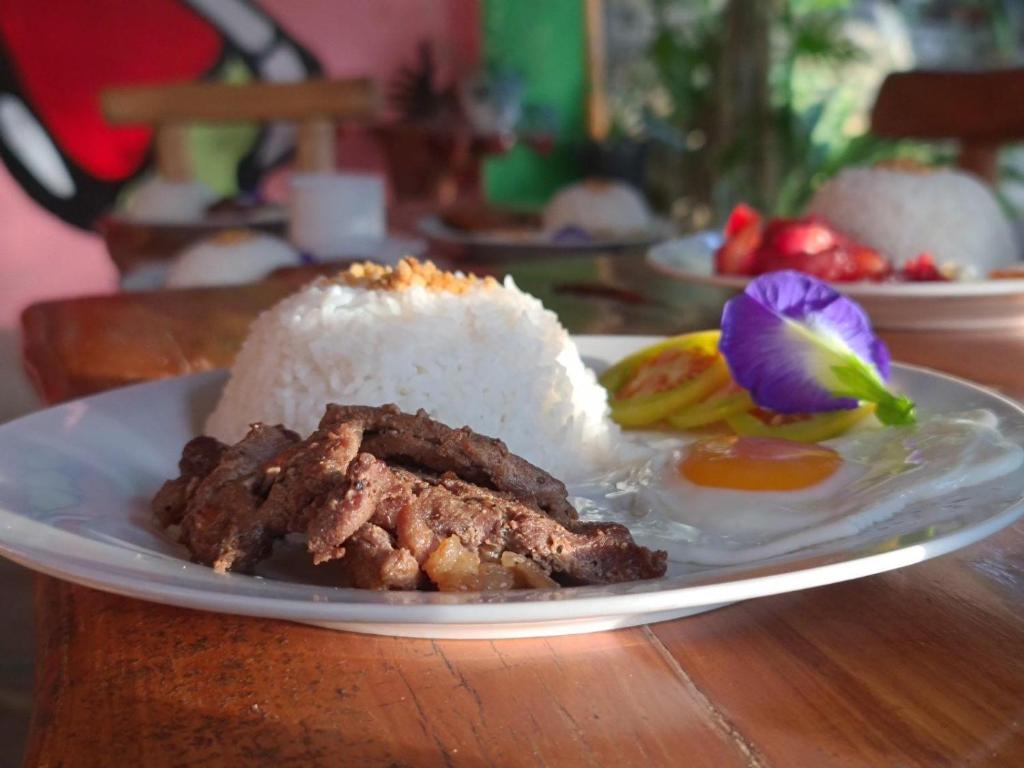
[679,436,841,491]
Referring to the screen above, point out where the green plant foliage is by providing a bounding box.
[632,0,946,219]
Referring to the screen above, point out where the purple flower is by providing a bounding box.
[719,271,914,425]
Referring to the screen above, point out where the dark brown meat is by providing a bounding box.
[320,404,577,526]
[214,422,364,572]
[396,477,504,565]
[155,404,667,588]
[178,424,300,571]
[396,474,665,584]
[333,523,421,590]
[509,517,667,585]
[262,422,364,534]
[307,452,424,565]
[151,436,227,527]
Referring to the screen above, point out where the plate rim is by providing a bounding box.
[4,504,1019,627]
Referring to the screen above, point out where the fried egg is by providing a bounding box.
[573,410,1023,567]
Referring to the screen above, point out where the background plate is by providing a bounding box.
[418,215,667,259]
[648,232,1024,330]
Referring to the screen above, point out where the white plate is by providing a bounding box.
[418,215,667,258]
[1,336,1023,639]
[648,232,1024,330]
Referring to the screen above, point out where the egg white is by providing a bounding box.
[573,410,1024,567]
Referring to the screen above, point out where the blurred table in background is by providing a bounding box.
[18,250,1024,766]
[23,251,1024,401]
[22,251,712,401]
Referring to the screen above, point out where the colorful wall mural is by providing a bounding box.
[0,0,586,329]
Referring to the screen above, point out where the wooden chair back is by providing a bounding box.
[102,78,378,180]
[871,68,1024,182]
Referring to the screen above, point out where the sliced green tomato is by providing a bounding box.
[599,331,730,427]
[666,384,755,430]
[599,331,722,394]
[725,404,876,443]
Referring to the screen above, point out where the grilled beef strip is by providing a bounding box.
[151,436,228,528]
[330,522,422,590]
[178,424,300,571]
[306,452,420,564]
[394,474,666,584]
[155,405,667,587]
[214,421,365,572]
[319,404,578,527]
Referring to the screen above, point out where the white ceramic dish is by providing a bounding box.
[648,232,1024,330]
[1,336,1022,639]
[418,215,667,258]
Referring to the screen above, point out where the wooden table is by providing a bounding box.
[18,255,1024,766]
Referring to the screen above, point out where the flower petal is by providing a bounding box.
[720,288,858,413]
[720,271,914,424]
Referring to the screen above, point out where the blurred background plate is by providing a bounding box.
[418,212,668,260]
[648,232,1024,331]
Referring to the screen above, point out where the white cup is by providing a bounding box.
[288,172,385,258]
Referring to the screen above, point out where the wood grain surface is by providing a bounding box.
[17,256,1024,766]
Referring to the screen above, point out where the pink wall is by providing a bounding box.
[258,0,479,87]
[0,0,480,329]
[0,164,119,327]
[259,0,481,186]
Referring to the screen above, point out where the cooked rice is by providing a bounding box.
[807,167,1020,276]
[543,179,651,235]
[166,230,299,288]
[205,260,625,480]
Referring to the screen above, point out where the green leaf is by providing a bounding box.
[784,318,917,427]
[874,393,917,427]
[830,361,916,426]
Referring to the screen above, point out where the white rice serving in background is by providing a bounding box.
[543,178,651,236]
[205,263,625,480]
[807,167,1020,276]
[166,230,300,288]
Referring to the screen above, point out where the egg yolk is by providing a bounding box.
[679,436,841,491]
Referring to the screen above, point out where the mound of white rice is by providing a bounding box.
[543,178,651,235]
[807,167,1019,276]
[205,269,624,480]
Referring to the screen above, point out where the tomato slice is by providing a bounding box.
[715,204,762,275]
[600,332,731,427]
[724,203,761,237]
[901,252,947,282]
[666,380,754,429]
[725,404,876,443]
[761,218,838,256]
